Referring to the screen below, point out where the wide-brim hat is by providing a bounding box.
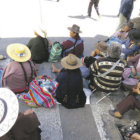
[7,43,31,62]
[128,29,140,43]
[68,24,82,33]
[61,54,82,70]
[0,88,19,137]
[95,41,108,53]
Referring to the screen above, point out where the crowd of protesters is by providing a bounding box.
[0,0,140,139]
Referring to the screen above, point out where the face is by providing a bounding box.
[123,25,131,32]
[70,31,76,38]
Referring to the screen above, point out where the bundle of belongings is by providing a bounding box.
[18,75,58,108]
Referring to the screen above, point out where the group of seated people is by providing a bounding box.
[1,21,140,139]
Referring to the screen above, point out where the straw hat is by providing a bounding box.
[68,24,82,33]
[0,88,19,137]
[61,54,82,70]
[7,43,31,62]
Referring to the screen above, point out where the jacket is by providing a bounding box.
[27,36,49,63]
[1,60,37,93]
[0,113,41,140]
[61,37,84,58]
[55,68,86,106]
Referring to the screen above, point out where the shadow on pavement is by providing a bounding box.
[0,35,108,56]
[101,14,118,18]
[68,15,97,21]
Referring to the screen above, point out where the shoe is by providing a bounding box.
[0,55,6,60]
[109,110,122,119]
[88,14,91,18]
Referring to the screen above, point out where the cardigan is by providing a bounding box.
[27,36,49,63]
[90,57,125,92]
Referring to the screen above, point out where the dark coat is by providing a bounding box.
[1,113,41,140]
[27,36,49,63]
[119,0,134,20]
[55,68,86,107]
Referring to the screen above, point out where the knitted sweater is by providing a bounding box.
[90,57,125,92]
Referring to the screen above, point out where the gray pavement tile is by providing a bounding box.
[33,105,63,140]
[59,105,100,140]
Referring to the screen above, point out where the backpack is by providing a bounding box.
[49,42,62,63]
[56,70,86,109]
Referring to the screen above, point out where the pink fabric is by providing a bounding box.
[136,58,140,74]
[113,31,128,40]
[1,61,37,93]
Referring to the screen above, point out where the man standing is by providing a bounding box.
[87,0,100,18]
[117,0,136,30]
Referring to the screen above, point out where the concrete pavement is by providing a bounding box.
[1,0,140,139]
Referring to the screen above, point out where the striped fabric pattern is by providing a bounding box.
[90,57,125,92]
[20,75,58,108]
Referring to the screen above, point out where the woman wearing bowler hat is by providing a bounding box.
[61,24,84,58]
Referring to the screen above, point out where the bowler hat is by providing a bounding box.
[68,24,82,33]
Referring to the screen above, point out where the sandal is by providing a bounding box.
[109,110,122,119]
[0,55,6,60]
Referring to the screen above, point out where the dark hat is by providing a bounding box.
[108,42,122,59]
[68,24,82,33]
[128,29,140,43]
[127,21,134,28]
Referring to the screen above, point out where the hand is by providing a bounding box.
[24,109,33,115]
[134,76,140,79]
[131,67,136,76]
[91,50,96,57]
[131,133,140,140]
[133,83,140,95]
[95,49,100,55]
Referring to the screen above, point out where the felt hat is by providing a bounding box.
[108,42,122,59]
[0,88,19,137]
[61,54,82,70]
[95,41,108,53]
[7,43,31,62]
[68,24,82,33]
[128,29,140,43]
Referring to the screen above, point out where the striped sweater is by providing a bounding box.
[90,57,125,92]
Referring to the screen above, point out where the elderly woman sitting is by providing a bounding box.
[1,43,37,93]
[83,42,125,92]
[52,54,86,109]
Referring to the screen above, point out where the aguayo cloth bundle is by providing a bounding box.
[19,75,58,108]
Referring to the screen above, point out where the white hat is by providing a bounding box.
[0,88,19,137]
